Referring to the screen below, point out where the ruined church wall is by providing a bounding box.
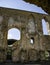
[0,7,50,62]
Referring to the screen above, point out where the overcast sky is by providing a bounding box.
[0,0,48,40]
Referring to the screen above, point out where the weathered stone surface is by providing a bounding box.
[0,7,50,62]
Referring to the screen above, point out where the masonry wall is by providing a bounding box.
[0,7,50,62]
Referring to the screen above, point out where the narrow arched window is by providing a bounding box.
[42,19,50,35]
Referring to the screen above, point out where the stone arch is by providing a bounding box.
[43,16,49,22]
[28,14,35,20]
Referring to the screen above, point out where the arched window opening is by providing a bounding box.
[7,28,21,45]
[42,19,50,35]
[30,37,34,44]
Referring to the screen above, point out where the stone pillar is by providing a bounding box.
[20,27,28,62]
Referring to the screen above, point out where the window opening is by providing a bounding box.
[30,37,34,44]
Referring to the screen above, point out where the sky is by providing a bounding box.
[0,0,47,14]
[8,28,21,40]
[0,0,48,40]
[42,19,48,35]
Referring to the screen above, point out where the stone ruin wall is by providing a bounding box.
[0,7,50,62]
